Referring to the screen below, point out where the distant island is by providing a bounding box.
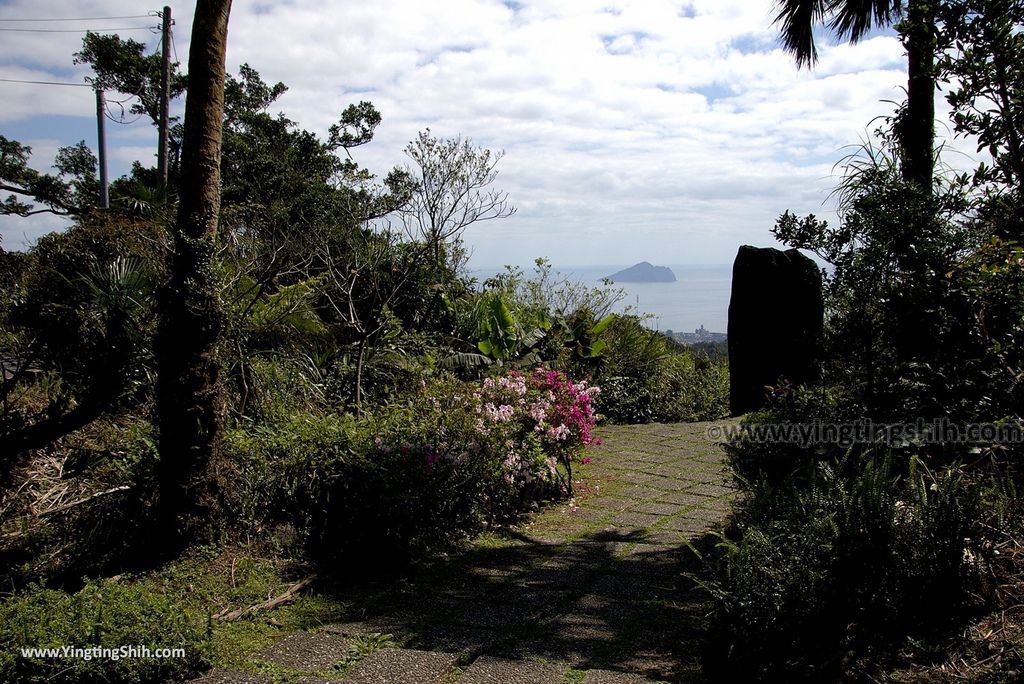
[605,261,677,283]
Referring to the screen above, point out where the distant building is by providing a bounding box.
[667,325,726,345]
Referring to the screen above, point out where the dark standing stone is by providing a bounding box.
[728,246,823,415]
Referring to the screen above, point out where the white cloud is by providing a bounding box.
[0,0,980,265]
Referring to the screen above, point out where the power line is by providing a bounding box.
[170,24,179,64]
[0,77,92,87]
[0,26,155,33]
[0,15,151,22]
[105,106,144,125]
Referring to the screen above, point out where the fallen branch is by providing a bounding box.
[214,574,318,621]
[1,485,133,544]
[36,485,131,518]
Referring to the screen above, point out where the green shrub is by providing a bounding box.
[0,579,210,684]
[222,376,566,571]
[592,316,728,423]
[235,355,332,423]
[703,456,994,681]
[300,405,497,567]
[724,384,863,488]
[228,410,494,569]
[222,413,360,542]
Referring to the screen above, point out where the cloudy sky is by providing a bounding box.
[0,0,974,267]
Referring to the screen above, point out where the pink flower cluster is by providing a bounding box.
[468,369,601,488]
[527,370,601,451]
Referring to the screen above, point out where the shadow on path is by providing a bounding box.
[309,421,737,683]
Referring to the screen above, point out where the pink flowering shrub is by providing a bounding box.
[226,369,601,568]
[468,369,600,495]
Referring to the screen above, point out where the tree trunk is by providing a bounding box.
[354,336,367,416]
[156,0,232,550]
[901,2,936,192]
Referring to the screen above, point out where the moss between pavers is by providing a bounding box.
[629,501,684,516]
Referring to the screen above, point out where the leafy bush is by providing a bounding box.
[1,216,159,462]
[223,369,600,570]
[471,369,600,494]
[225,409,502,569]
[707,116,1024,680]
[592,315,728,424]
[724,383,864,488]
[0,578,210,684]
[703,456,994,682]
[450,262,728,424]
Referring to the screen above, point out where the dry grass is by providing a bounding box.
[886,534,1024,683]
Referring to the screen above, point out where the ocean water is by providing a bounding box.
[470,264,732,334]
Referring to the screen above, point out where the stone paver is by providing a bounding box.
[583,669,668,683]
[631,501,683,516]
[253,632,353,670]
[321,621,399,638]
[405,624,500,653]
[340,648,457,684]
[457,655,564,683]
[610,511,664,529]
[189,420,737,684]
[190,670,271,684]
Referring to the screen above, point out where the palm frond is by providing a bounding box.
[827,0,902,44]
[773,0,830,68]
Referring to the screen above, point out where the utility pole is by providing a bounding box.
[158,5,172,192]
[96,88,109,208]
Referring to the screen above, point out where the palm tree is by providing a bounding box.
[156,0,233,549]
[773,0,936,191]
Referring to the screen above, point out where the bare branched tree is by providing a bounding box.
[400,130,516,267]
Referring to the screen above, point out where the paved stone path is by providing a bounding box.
[192,421,736,684]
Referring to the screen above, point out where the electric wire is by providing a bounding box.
[0,77,91,87]
[0,15,151,22]
[0,26,155,33]
[0,10,165,124]
[169,22,179,64]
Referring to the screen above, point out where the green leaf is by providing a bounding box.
[246,273,327,336]
[521,327,547,349]
[440,352,493,369]
[591,314,615,335]
[488,294,516,334]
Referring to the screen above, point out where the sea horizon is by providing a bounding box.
[468,263,732,334]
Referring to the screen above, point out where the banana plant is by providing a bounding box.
[441,292,548,369]
[559,308,614,361]
[229,273,328,337]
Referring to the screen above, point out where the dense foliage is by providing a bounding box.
[0,578,210,684]
[0,31,729,679]
[704,2,1024,680]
